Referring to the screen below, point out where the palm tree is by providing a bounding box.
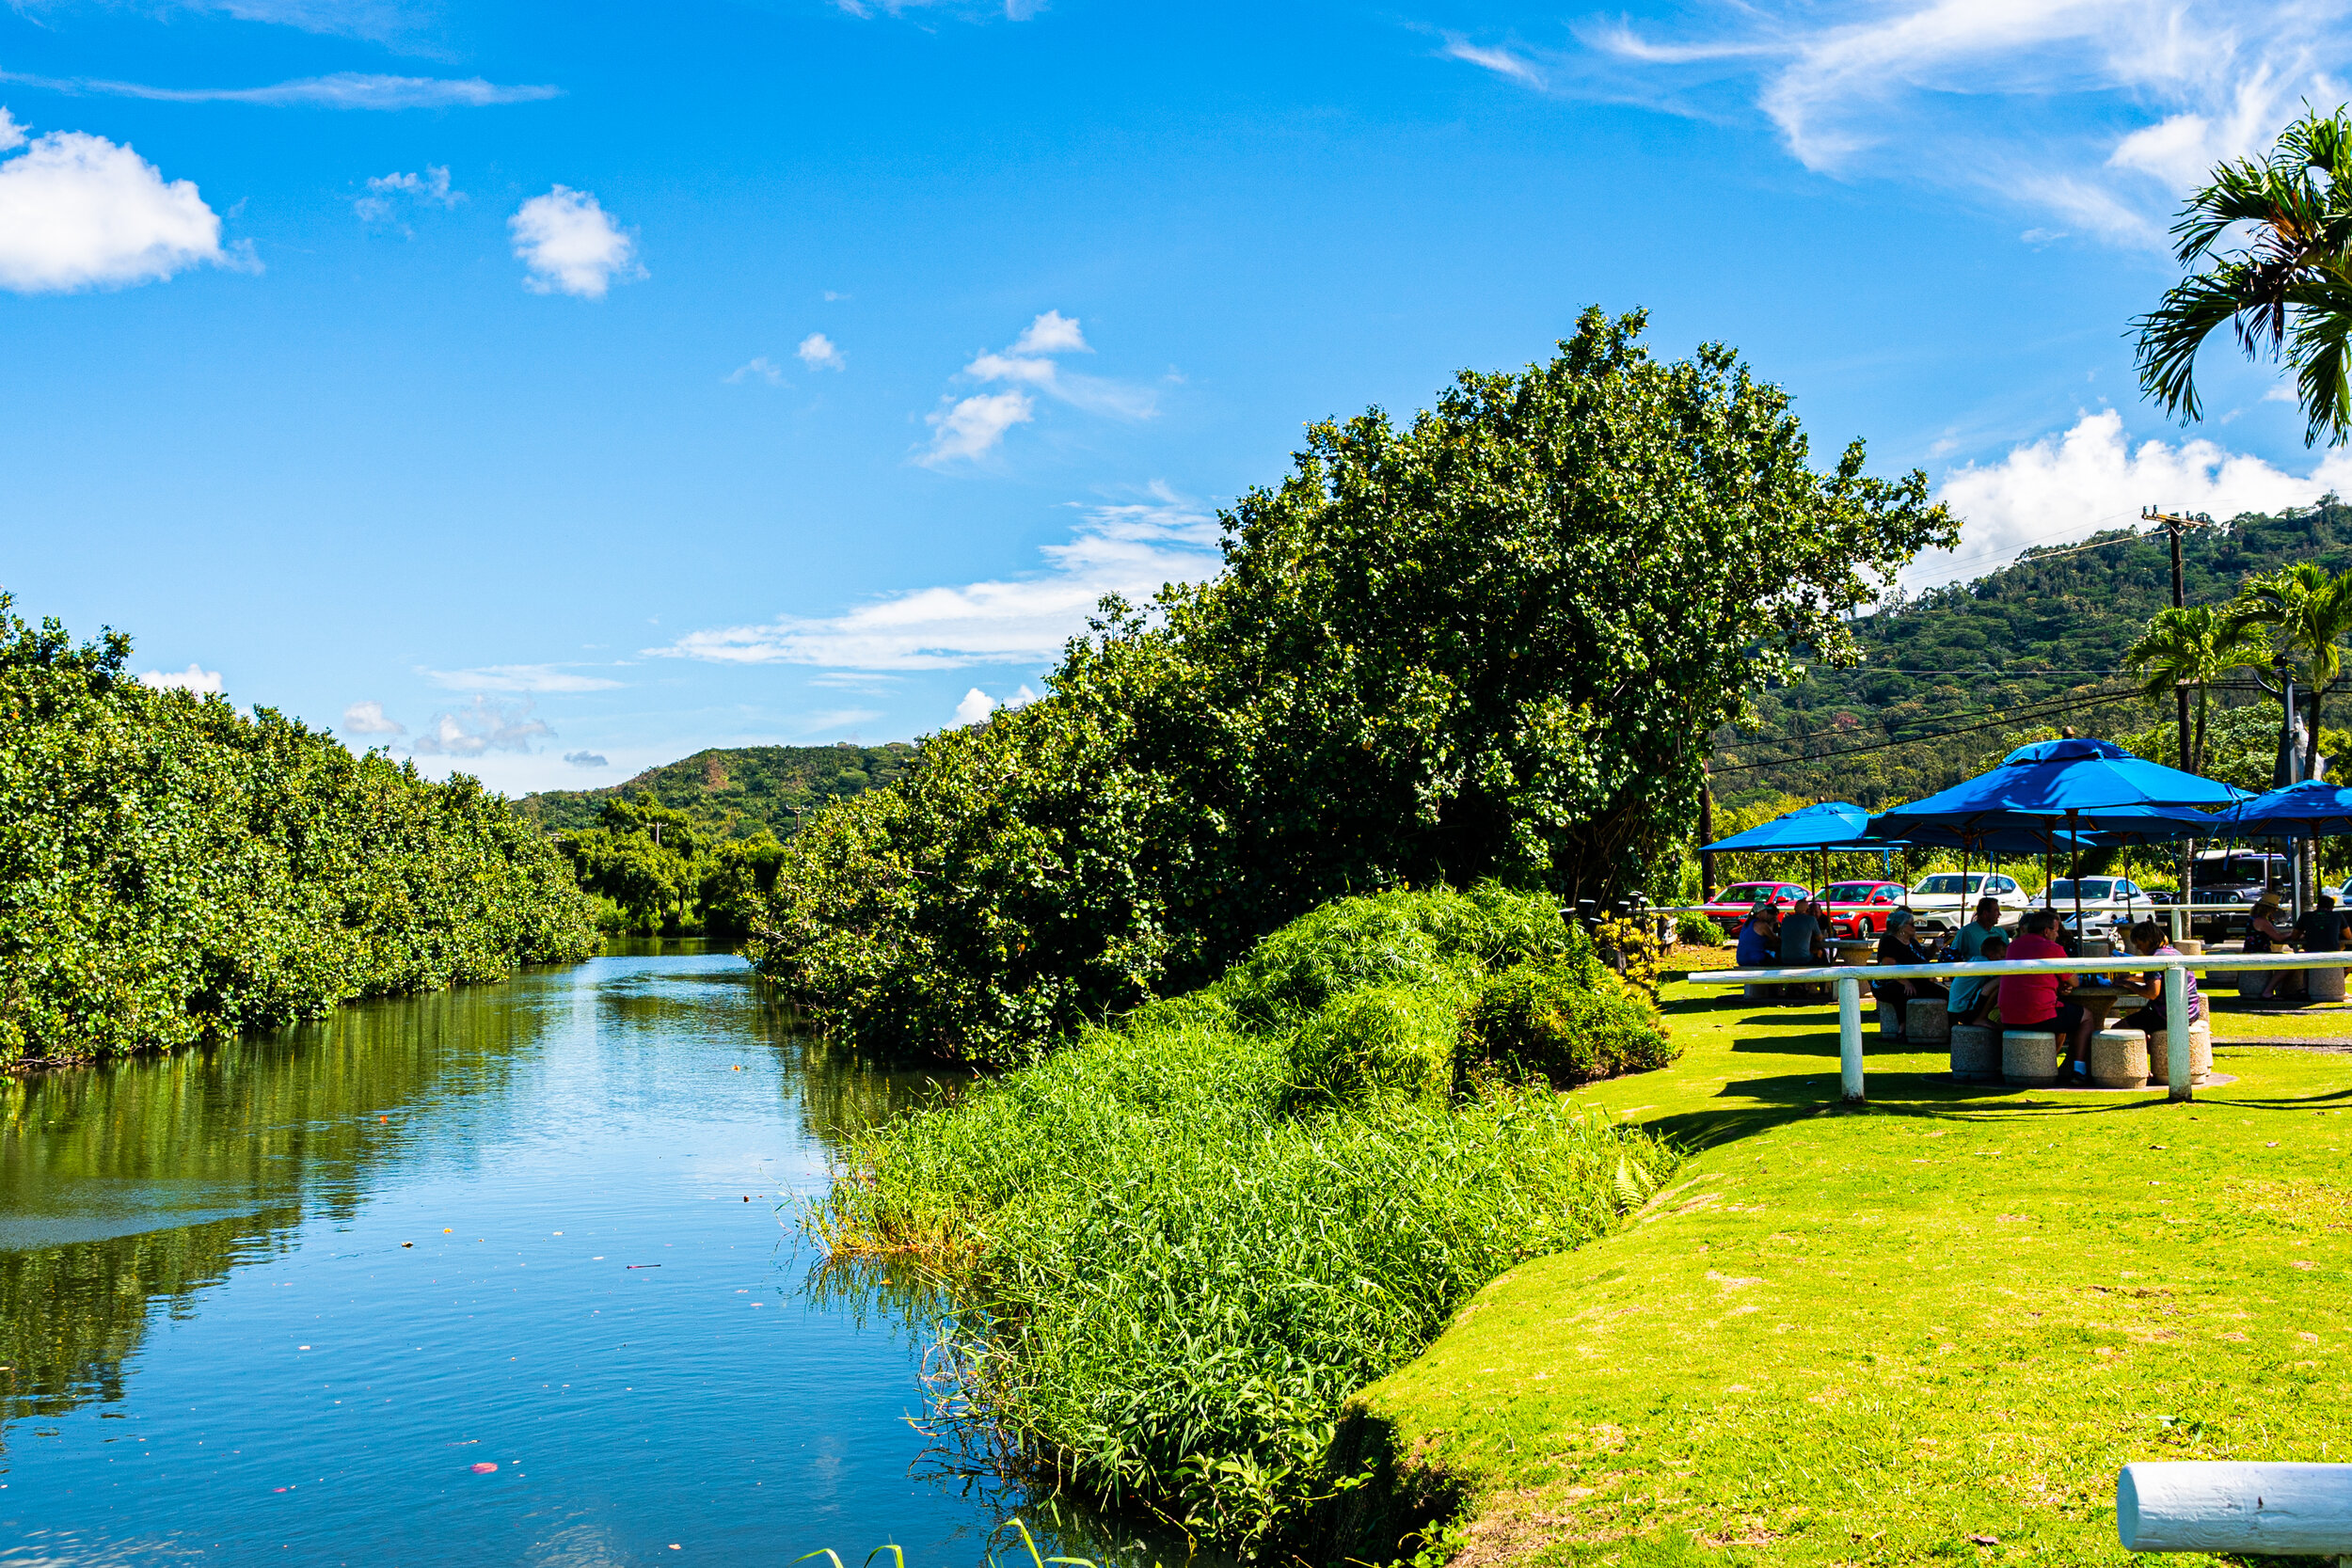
[2134,108,2352,447]
[2125,605,2271,774]
[2230,561,2352,779]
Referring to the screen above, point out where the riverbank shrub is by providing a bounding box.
[1468,962,1677,1086]
[0,599,598,1066]
[813,886,1679,1554]
[750,309,1953,1065]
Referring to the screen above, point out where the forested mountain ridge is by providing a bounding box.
[1713,497,2352,809]
[511,742,914,838]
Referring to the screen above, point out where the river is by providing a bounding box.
[0,943,1104,1567]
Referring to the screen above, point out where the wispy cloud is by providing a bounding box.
[1907,407,2352,589]
[797,331,846,371]
[727,356,785,386]
[563,750,608,768]
[919,309,1154,465]
[355,164,459,224]
[1,71,559,109]
[0,110,230,293]
[342,698,405,735]
[139,662,223,694]
[1444,0,2352,248]
[511,186,643,298]
[647,483,1222,671]
[407,696,553,756]
[421,663,623,693]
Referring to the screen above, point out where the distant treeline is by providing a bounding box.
[0,598,597,1067]
[1715,499,2352,808]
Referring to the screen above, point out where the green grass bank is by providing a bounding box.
[812,886,1680,1556]
[1348,946,2352,1568]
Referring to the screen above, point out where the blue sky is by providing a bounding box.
[5,0,2351,794]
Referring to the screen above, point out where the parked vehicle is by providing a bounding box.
[1700,880,1812,935]
[2188,850,2292,941]
[2049,876,2164,944]
[1820,880,1909,939]
[1904,870,2031,934]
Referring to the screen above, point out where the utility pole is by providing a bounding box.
[2144,506,2217,918]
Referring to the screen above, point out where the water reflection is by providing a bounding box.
[0,948,1105,1567]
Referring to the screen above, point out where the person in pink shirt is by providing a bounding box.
[1999,909,2094,1077]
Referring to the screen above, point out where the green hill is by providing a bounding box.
[1713,496,2352,808]
[511,742,915,839]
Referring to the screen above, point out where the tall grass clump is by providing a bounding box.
[812,885,1678,1555]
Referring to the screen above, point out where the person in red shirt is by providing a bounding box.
[1999,909,2093,1077]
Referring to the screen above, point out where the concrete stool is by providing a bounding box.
[1877,1003,1903,1039]
[2148,1022,2214,1086]
[1949,1024,1999,1082]
[2176,937,2205,955]
[2309,965,2346,1003]
[1906,996,1950,1044]
[1743,983,1776,1003]
[2090,1028,2151,1089]
[2002,1029,2059,1085]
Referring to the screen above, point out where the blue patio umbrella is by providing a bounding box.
[1873,739,2242,938]
[2211,779,2352,839]
[1701,800,1895,902]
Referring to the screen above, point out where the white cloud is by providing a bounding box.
[727,356,784,386]
[0,113,227,293]
[342,699,405,736]
[421,663,623,693]
[509,186,642,299]
[922,388,1036,465]
[563,750,609,768]
[1009,309,1088,355]
[1442,38,1545,87]
[407,696,553,756]
[920,309,1152,462]
[139,662,223,695]
[1482,1,2352,248]
[1908,408,2352,589]
[0,71,560,110]
[355,165,459,223]
[648,483,1223,671]
[952,687,995,726]
[797,331,846,371]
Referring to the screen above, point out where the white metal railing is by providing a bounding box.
[1685,950,2352,1105]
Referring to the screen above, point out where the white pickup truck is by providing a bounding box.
[2049,876,2167,944]
[1905,870,2034,935]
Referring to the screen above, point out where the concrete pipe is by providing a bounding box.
[2118,1461,2352,1554]
[2090,1028,2151,1089]
[1947,1024,1998,1083]
[2001,1029,2059,1085]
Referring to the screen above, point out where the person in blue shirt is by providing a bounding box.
[1947,896,2005,1026]
[1735,900,1779,969]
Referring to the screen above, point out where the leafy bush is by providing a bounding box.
[813,887,1683,1554]
[0,598,597,1065]
[1676,910,1722,946]
[751,310,1953,1064]
[1287,981,1467,1106]
[1466,963,1675,1086]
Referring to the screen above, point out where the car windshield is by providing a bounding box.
[1721,885,1772,901]
[1914,874,1983,895]
[1824,884,1878,901]
[2047,879,2116,900]
[2194,860,2277,885]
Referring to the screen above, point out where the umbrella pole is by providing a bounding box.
[2069,807,2086,953]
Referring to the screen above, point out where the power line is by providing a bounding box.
[1712,686,2145,775]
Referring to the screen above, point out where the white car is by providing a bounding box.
[1906,871,2032,935]
[2049,876,2165,943]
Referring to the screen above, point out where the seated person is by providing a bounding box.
[1954,932,2010,1025]
[1868,908,1947,1036]
[1999,909,2093,1077]
[1777,896,1827,998]
[1947,900,2006,1026]
[1735,900,1779,970]
[2243,890,2294,1000]
[2118,919,2205,1047]
[2296,892,2351,956]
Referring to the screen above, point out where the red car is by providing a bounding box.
[1823,880,1910,938]
[1701,880,1812,935]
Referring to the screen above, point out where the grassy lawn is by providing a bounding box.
[1358,945,2352,1568]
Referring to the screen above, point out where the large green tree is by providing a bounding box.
[749,310,1954,1061]
[2135,106,2352,445]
